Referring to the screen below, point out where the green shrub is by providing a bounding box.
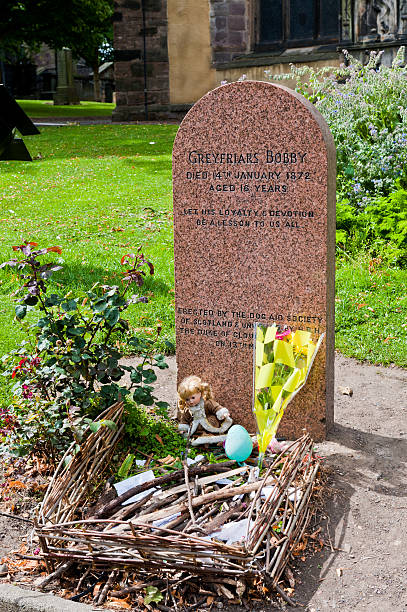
[122,398,187,460]
[336,187,407,264]
[0,241,170,457]
[365,189,407,250]
[271,47,407,208]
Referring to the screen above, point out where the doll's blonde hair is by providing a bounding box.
[177,375,213,412]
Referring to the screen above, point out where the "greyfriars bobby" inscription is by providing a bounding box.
[173,81,336,440]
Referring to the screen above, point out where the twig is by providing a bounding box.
[269,462,320,582]
[266,531,271,570]
[36,432,323,607]
[171,574,195,589]
[111,580,161,597]
[325,515,335,552]
[165,575,169,606]
[201,505,242,535]
[159,466,247,499]
[0,511,33,524]
[183,461,197,527]
[14,554,42,561]
[34,559,75,588]
[139,492,186,517]
[107,490,156,523]
[187,597,208,610]
[96,569,117,605]
[170,585,179,611]
[163,511,189,531]
[93,460,235,518]
[195,504,219,525]
[275,583,304,607]
[74,567,91,594]
[130,476,279,525]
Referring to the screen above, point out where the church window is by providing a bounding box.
[258,0,341,49]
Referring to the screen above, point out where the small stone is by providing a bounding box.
[0,563,8,577]
[338,385,353,396]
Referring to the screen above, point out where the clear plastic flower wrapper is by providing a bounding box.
[253,324,325,465]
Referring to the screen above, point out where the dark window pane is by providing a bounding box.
[260,0,283,43]
[258,0,339,47]
[290,0,315,40]
[320,0,340,38]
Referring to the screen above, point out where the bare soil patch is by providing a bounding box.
[1,353,406,610]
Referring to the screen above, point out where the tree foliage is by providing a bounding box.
[1,0,113,63]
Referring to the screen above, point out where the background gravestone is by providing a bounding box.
[53,48,79,105]
[172,81,336,441]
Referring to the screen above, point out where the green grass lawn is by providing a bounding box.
[335,255,407,366]
[17,100,115,118]
[0,124,406,411]
[0,125,178,365]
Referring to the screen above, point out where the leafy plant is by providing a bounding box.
[271,47,407,208]
[0,405,16,438]
[122,399,187,460]
[117,453,135,479]
[144,585,163,605]
[0,241,170,457]
[336,188,407,264]
[83,417,117,433]
[365,189,407,253]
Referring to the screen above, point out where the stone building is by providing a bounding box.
[113,0,407,121]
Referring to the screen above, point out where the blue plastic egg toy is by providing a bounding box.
[225,425,253,462]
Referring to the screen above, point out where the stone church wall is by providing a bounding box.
[113,0,407,121]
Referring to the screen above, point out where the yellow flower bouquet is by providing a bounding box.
[253,324,325,464]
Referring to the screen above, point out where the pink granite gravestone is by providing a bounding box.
[172,81,335,441]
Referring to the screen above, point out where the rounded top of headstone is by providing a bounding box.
[174,80,335,160]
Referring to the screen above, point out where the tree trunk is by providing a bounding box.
[92,51,101,102]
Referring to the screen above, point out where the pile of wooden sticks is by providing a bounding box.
[35,411,321,602]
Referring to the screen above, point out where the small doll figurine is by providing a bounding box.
[177,375,233,446]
